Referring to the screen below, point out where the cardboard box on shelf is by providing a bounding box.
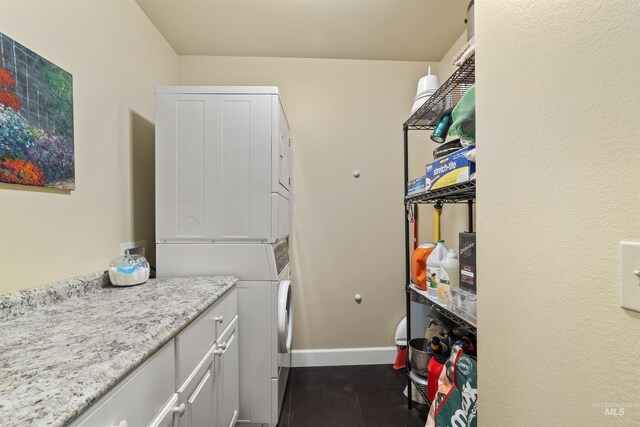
[448,287,476,324]
[425,146,475,191]
[407,176,426,196]
[459,232,476,293]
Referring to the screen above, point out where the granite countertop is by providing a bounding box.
[0,272,237,427]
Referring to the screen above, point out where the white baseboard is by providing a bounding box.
[290,346,397,367]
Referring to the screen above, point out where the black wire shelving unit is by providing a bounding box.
[407,370,430,406]
[402,54,476,411]
[406,180,476,205]
[405,56,475,131]
[407,284,477,335]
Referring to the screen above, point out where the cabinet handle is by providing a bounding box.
[112,421,128,427]
[213,341,227,355]
[213,315,224,323]
[172,403,186,417]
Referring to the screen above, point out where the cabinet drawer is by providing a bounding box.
[176,288,237,388]
[213,288,237,340]
[70,341,175,427]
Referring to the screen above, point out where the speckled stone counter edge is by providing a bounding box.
[0,275,239,427]
[0,271,109,320]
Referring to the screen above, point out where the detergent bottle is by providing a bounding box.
[438,249,459,301]
[410,243,436,290]
[426,240,447,297]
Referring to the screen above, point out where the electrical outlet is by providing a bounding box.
[620,241,640,312]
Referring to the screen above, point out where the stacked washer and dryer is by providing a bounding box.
[155,86,293,427]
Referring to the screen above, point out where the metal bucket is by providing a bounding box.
[408,338,448,377]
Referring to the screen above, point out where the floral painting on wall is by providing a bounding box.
[0,33,74,190]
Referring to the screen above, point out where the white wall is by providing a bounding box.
[0,0,178,294]
[478,1,640,424]
[439,31,468,81]
[179,56,433,349]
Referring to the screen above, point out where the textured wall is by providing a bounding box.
[179,56,433,349]
[0,0,178,293]
[478,1,640,424]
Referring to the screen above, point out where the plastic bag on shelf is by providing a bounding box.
[426,337,477,427]
[448,84,476,141]
[463,148,476,163]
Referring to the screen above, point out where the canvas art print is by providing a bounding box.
[0,33,74,189]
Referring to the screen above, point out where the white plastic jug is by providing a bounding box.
[438,249,459,301]
[426,240,448,297]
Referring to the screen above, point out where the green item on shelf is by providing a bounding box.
[426,338,477,427]
[449,84,476,141]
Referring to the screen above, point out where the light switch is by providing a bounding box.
[620,241,640,312]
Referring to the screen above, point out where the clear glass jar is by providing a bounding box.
[108,254,150,287]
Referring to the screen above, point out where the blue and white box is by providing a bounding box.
[425,146,475,191]
[407,176,426,196]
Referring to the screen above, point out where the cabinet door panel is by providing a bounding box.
[277,102,290,192]
[186,367,216,427]
[216,317,239,427]
[150,394,179,427]
[156,93,272,243]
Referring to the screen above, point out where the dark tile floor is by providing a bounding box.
[277,365,428,427]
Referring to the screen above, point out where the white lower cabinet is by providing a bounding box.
[69,289,238,427]
[69,341,177,427]
[178,316,239,427]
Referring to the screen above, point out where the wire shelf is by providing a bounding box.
[406,180,475,204]
[406,284,477,335]
[407,371,430,406]
[404,55,475,130]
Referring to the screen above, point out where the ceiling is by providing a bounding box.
[135,0,468,62]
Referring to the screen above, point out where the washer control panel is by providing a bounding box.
[274,241,289,276]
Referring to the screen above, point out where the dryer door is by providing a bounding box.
[277,279,293,353]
